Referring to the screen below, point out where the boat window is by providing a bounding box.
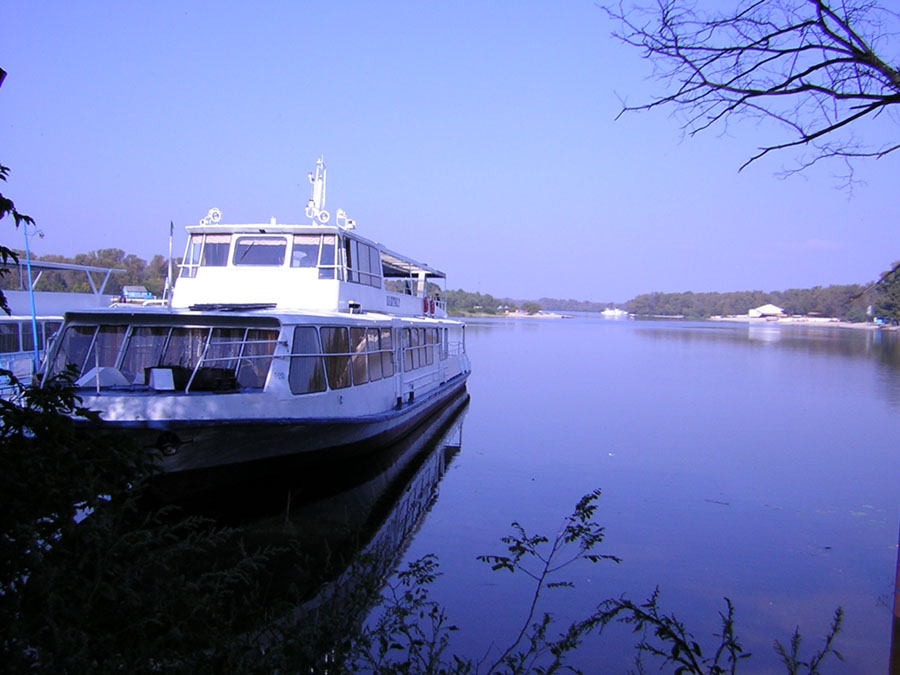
[409,328,420,370]
[84,325,128,371]
[21,321,41,352]
[181,234,203,278]
[425,328,436,366]
[401,328,410,372]
[321,327,351,390]
[345,239,358,282]
[291,234,320,268]
[418,328,428,366]
[289,326,326,394]
[380,327,394,377]
[48,325,96,377]
[357,242,371,282]
[238,329,278,389]
[44,321,61,346]
[441,328,448,361]
[366,328,382,382]
[233,237,287,266]
[363,243,381,287]
[319,235,336,280]
[0,323,20,354]
[120,326,170,384]
[202,234,231,266]
[350,327,368,385]
[337,239,383,288]
[162,327,210,369]
[371,247,382,287]
[207,328,245,371]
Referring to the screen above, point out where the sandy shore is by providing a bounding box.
[709,315,895,331]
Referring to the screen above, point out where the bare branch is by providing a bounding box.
[601,0,900,176]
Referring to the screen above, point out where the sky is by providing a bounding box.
[2,1,898,303]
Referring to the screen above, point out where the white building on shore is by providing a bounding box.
[748,303,785,318]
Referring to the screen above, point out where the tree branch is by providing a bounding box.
[602,0,900,176]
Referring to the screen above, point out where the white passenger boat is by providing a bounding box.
[40,159,471,494]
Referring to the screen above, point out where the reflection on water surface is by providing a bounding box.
[393,317,899,673]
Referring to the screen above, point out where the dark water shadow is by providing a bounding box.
[174,392,470,620]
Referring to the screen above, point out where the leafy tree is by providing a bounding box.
[538,297,618,313]
[602,0,900,179]
[0,247,172,298]
[871,259,900,322]
[624,284,869,320]
[520,301,542,315]
[0,163,31,313]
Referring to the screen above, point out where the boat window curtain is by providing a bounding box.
[381,328,394,376]
[321,326,352,390]
[201,234,231,267]
[289,326,326,394]
[238,329,278,389]
[84,325,128,372]
[120,326,170,384]
[366,328,383,382]
[350,327,368,385]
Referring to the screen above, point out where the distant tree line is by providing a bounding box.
[536,297,616,313]
[445,289,518,315]
[623,285,872,321]
[448,274,900,324]
[0,248,172,298]
[446,290,621,315]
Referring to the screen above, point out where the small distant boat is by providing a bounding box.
[39,158,472,497]
[601,306,628,318]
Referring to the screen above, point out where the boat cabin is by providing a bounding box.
[173,220,447,319]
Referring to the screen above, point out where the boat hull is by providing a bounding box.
[113,374,470,503]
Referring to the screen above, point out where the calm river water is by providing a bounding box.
[390,316,900,672]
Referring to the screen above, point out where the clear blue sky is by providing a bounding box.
[3,1,897,302]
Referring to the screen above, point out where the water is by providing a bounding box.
[391,316,900,672]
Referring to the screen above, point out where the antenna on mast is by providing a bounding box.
[305,157,330,224]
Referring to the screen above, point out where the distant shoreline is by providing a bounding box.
[709,315,896,331]
[451,310,898,331]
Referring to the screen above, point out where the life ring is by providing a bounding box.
[429,298,435,315]
[423,298,429,314]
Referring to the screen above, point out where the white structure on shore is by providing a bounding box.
[748,304,785,318]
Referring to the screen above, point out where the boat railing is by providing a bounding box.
[447,339,464,356]
[400,368,439,396]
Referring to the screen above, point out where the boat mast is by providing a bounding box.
[165,220,174,301]
[305,157,330,225]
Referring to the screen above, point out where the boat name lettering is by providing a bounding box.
[386,297,400,307]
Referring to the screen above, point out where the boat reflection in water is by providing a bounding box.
[193,389,469,659]
[173,388,468,525]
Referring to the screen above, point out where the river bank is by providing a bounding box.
[708,315,897,331]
